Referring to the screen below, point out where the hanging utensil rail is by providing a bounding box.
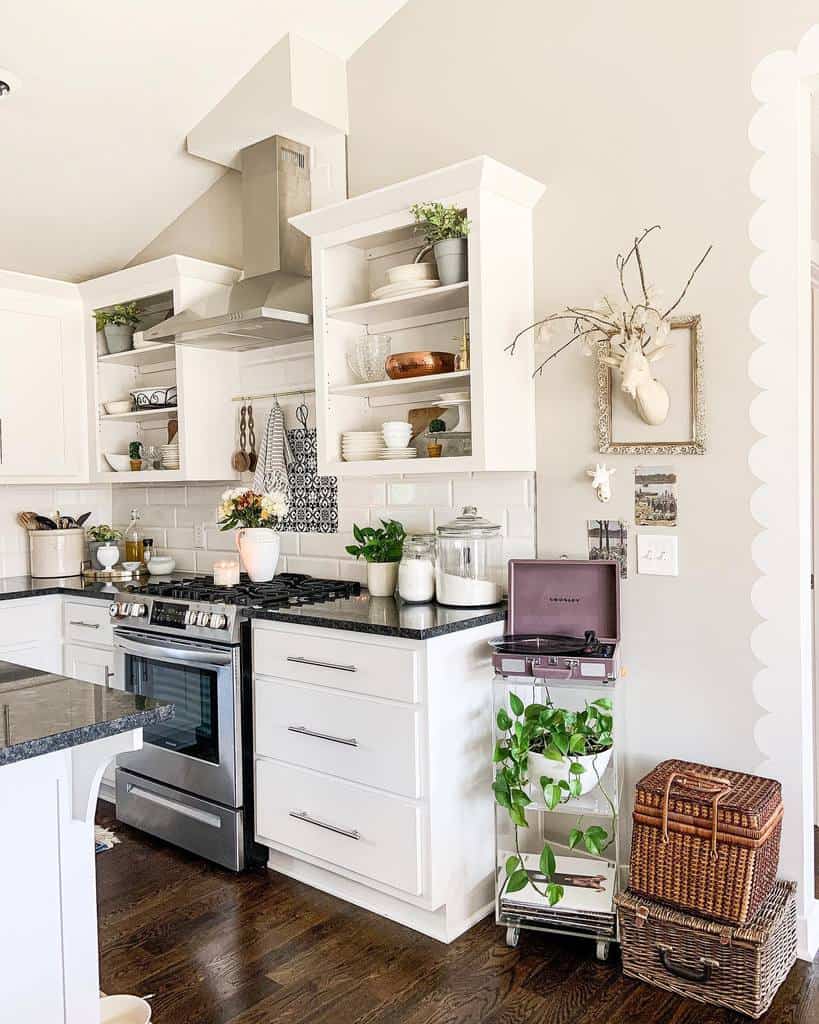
[230,386,315,402]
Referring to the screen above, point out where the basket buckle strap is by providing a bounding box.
[660,769,733,859]
[635,905,650,929]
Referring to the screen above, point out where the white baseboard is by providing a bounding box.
[266,848,492,943]
[797,900,819,961]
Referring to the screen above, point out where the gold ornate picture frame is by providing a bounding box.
[596,314,706,455]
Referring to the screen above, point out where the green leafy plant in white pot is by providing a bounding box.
[94,302,142,354]
[410,202,470,285]
[346,519,406,596]
[493,693,615,906]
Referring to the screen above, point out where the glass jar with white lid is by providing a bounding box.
[397,534,436,603]
[435,506,504,607]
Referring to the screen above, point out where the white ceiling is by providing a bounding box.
[0,0,407,283]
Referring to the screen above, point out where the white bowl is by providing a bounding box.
[104,453,132,472]
[100,994,152,1024]
[386,262,436,285]
[122,561,142,572]
[104,399,132,415]
[147,557,175,575]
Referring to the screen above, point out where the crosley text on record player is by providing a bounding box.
[490,560,621,682]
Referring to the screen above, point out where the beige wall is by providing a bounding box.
[346,0,819,790]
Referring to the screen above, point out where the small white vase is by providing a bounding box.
[528,747,613,798]
[367,561,399,597]
[236,528,281,582]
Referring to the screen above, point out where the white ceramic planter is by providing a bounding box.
[528,747,613,798]
[103,323,135,353]
[433,237,468,285]
[367,561,399,596]
[236,528,281,582]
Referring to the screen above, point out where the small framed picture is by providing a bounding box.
[587,519,628,579]
[596,315,705,455]
[634,466,678,527]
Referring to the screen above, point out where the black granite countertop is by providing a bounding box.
[0,660,174,765]
[0,574,507,640]
[247,593,507,640]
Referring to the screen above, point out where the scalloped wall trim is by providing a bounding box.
[749,27,819,960]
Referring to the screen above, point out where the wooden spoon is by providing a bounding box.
[247,402,258,472]
[231,403,250,472]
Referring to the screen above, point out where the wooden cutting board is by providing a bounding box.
[408,406,446,441]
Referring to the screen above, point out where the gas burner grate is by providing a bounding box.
[125,573,360,609]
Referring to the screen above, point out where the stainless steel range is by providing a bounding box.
[109,573,360,870]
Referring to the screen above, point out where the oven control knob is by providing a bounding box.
[196,611,210,627]
[184,610,198,626]
[130,603,147,617]
[208,612,227,630]
[109,602,125,618]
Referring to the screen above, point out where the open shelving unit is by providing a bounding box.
[291,157,544,477]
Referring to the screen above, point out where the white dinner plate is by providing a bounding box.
[370,279,441,301]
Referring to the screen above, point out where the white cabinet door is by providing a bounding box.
[0,275,86,480]
[63,643,117,688]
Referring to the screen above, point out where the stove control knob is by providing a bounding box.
[130,603,147,617]
[109,602,125,618]
[208,612,227,630]
[184,610,198,626]
[196,611,210,627]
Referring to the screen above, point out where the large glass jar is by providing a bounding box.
[435,507,504,607]
[397,534,436,603]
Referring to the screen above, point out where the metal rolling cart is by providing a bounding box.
[489,559,624,961]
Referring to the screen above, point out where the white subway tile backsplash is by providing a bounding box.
[299,533,354,558]
[166,527,195,548]
[280,533,299,555]
[387,479,452,506]
[158,548,197,572]
[337,479,388,506]
[373,507,434,534]
[337,559,368,583]
[176,504,218,526]
[286,556,339,577]
[205,529,240,552]
[338,507,372,532]
[187,484,233,506]
[148,487,188,506]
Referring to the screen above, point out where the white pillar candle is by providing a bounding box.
[213,559,240,586]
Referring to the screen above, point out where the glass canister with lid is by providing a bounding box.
[435,506,504,607]
[397,534,436,603]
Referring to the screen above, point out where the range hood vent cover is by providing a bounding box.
[142,136,313,351]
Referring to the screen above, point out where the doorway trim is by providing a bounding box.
[749,27,819,959]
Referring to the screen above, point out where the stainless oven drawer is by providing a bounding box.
[116,769,245,871]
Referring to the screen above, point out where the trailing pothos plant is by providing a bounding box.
[493,693,615,906]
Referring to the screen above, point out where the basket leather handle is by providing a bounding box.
[657,944,719,984]
[661,769,732,859]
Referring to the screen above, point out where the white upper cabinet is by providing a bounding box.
[291,157,545,476]
[0,271,87,481]
[78,256,243,482]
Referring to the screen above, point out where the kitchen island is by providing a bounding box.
[0,660,172,1023]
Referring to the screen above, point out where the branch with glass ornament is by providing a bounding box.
[507,226,712,426]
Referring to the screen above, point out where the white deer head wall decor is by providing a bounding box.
[507,226,712,427]
[587,463,616,502]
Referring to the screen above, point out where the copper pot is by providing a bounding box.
[385,351,456,380]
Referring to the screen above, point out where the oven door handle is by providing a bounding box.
[115,634,233,667]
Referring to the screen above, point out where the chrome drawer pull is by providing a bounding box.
[70,620,101,629]
[289,809,361,841]
[286,655,357,673]
[288,725,358,748]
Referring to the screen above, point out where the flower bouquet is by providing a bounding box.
[218,488,289,581]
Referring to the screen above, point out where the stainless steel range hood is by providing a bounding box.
[143,136,313,350]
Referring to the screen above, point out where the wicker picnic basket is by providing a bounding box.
[616,881,797,1018]
[629,760,782,925]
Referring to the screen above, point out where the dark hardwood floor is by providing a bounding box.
[96,803,819,1024]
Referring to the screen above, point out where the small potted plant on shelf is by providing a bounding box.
[410,202,470,285]
[93,310,108,356]
[93,302,142,354]
[427,418,446,458]
[346,519,406,596]
[493,692,615,907]
[218,487,290,582]
[128,441,142,472]
[86,524,122,570]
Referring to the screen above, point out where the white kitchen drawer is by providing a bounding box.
[64,601,113,646]
[0,598,61,647]
[253,624,418,702]
[255,677,421,798]
[255,759,423,896]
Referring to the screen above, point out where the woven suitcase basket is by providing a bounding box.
[616,881,797,1018]
[629,759,782,925]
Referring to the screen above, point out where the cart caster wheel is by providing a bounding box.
[506,927,520,948]
[595,940,610,962]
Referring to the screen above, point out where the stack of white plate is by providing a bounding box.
[381,447,417,460]
[341,431,385,462]
[159,442,180,469]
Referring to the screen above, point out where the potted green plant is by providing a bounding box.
[427,418,446,458]
[410,202,470,285]
[128,440,142,472]
[493,693,615,907]
[87,524,122,569]
[94,302,142,354]
[346,519,406,596]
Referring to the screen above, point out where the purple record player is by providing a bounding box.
[490,559,621,682]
